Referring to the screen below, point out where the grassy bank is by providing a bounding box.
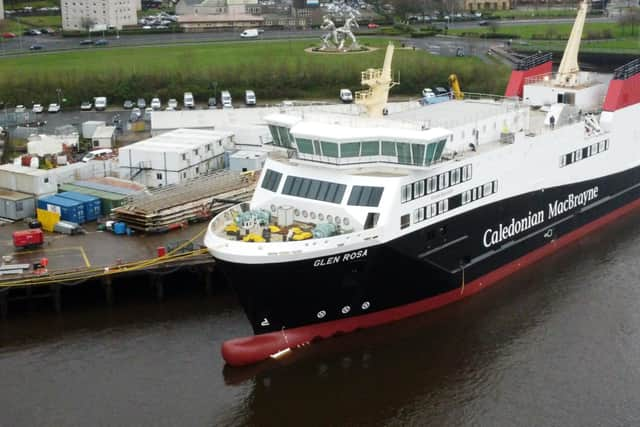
[0,39,510,106]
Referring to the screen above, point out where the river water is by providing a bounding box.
[2,210,640,426]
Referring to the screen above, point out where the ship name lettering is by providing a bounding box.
[313,249,368,267]
[483,210,544,248]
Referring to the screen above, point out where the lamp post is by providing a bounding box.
[56,88,62,106]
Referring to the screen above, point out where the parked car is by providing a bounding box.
[183,92,194,109]
[478,20,488,26]
[137,98,146,108]
[82,148,113,162]
[129,107,142,121]
[456,47,465,57]
[80,101,93,111]
[422,88,435,99]
[80,39,93,45]
[367,23,379,29]
[48,103,61,113]
[2,32,16,39]
[32,103,44,113]
[144,107,153,121]
[94,39,108,46]
[24,29,41,36]
[167,98,179,110]
[150,97,161,110]
[123,100,134,109]
[29,44,43,51]
[220,90,232,109]
[339,88,353,103]
[207,97,216,109]
[434,86,449,96]
[15,105,26,113]
[94,96,107,111]
[245,90,256,106]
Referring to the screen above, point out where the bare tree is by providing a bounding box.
[618,8,640,36]
[80,17,96,38]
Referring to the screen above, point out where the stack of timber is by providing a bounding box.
[111,170,256,232]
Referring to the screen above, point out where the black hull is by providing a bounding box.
[216,165,640,335]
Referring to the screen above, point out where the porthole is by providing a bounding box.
[317,310,326,319]
[294,208,300,216]
[302,210,308,218]
[343,218,350,226]
[341,305,351,314]
[361,301,370,310]
[270,204,276,212]
[327,215,333,223]
[310,212,316,220]
[318,213,325,221]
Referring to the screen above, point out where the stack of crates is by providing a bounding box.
[57,191,101,222]
[37,195,86,224]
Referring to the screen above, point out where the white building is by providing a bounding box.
[61,0,138,31]
[0,0,4,20]
[0,164,58,197]
[150,110,217,136]
[91,125,116,148]
[27,133,79,156]
[228,149,267,172]
[118,128,232,188]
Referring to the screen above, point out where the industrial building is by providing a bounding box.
[118,128,231,188]
[91,126,116,148]
[27,133,79,156]
[0,189,35,220]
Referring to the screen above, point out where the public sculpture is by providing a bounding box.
[319,11,360,51]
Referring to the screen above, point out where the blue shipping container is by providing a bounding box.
[37,195,86,224]
[57,191,101,222]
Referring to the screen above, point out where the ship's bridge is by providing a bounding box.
[265,113,452,168]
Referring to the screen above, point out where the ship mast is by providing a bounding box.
[555,0,589,87]
[355,43,399,118]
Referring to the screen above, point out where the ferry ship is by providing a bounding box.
[205,1,640,366]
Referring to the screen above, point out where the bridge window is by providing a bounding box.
[382,141,396,156]
[282,176,346,204]
[396,143,412,164]
[296,138,314,154]
[261,169,282,192]
[321,141,339,157]
[412,144,425,166]
[361,141,380,156]
[349,185,384,207]
[341,142,361,157]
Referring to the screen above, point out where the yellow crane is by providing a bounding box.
[448,74,464,100]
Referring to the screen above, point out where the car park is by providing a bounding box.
[207,97,216,109]
[81,101,93,111]
[339,88,353,103]
[123,100,134,109]
[15,105,26,113]
[29,44,43,51]
[94,39,108,46]
[167,98,179,110]
[32,104,44,113]
[151,97,161,110]
[48,103,61,113]
[2,32,16,38]
[137,98,146,108]
[245,90,256,106]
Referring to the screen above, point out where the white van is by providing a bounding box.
[240,29,259,38]
[221,90,233,109]
[245,90,256,106]
[94,96,107,111]
[183,92,194,109]
[82,148,113,162]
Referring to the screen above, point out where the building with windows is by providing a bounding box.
[61,0,139,31]
[176,0,260,16]
[464,0,510,11]
[118,128,231,187]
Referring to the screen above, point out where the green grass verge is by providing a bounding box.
[0,38,511,106]
[486,8,601,19]
[5,0,59,10]
[15,15,62,28]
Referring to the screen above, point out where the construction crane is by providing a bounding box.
[448,74,464,100]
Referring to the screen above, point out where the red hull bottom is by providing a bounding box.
[222,197,640,367]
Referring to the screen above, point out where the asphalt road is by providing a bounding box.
[0,16,613,56]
